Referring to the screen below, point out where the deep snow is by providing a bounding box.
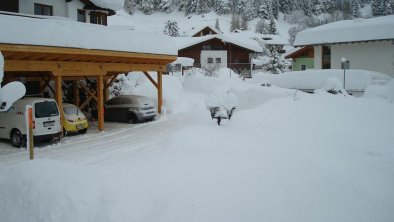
[1,70,394,222]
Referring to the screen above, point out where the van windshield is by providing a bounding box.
[35,101,59,118]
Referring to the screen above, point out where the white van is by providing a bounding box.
[0,97,62,147]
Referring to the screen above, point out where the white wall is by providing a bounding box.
[20,0,67,17]
[19,0,86,21]
[331,41,394,77]
[200,50,227,69]
[314,45,322,69]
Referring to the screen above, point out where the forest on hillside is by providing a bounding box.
[124,0,393,19]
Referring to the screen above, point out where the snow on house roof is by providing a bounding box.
[186,25,221,37]
[0,14,177,56]
[294,15,394,46]
[88,0,124,11]
[175,34,263,53]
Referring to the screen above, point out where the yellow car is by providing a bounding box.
[62,103,88,136]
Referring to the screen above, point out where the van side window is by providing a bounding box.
[35,101,59,118]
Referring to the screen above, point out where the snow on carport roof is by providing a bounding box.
[0,14,177,56]
[294,15,394,46]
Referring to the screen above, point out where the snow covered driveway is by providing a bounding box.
[1,79,394,222]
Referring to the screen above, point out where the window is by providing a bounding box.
[0,0,19,13]
[202,45,212,50]
[35,101,59,118]
[301,64,306,71]
[90,11,107,26]
[207,58,213,64]
[215,58,221,64]
[34,3,53,16]
[77,9,86,23]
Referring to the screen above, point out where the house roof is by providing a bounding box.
[0,14,177,56]
[187,25,221,37]
[284,46,313,59]
[81,0,124,11]
[294,15,394,46]
[175,34,263,53]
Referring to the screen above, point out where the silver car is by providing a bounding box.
[104,95,156,124]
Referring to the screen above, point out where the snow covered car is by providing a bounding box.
[104,95,156,124]
[62,103,88,136]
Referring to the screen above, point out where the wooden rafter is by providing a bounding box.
[143,71,158,89]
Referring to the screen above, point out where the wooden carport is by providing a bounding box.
[0,43,177,131]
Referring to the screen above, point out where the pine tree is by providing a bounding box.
[230,14,241,32]
[262,48,288,74]
[372,0,383,16]
[215,17,221,32]
[244,0,256,20]
[272,0,279,19]
[257,0,272,19]
[124,0,137,15]
[382,0,393,15]
[255,19,269,34]
[215,0,231,14]
[140,0,155,15]
[311,0,322,15]
[268,16,277,34]
[163,20,180,37]
[288,25,305,46]
[240,15,248,30]
[279,0,293,14]
[300,0,312,16]
[351,0,361,18]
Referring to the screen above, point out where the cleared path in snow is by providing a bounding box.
[0,111,208,166]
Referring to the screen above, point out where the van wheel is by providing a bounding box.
[10,129,22,148]
[127,114,138,124]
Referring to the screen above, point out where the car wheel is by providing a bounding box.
[79,128,87,134]
[127,113,138,124]
[10,129,22,148]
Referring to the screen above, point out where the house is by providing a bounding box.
[0,13,176,131]
[176,34,263,77]
[284,46,314,71]
[260,34,289,54]
[294,15,394,77]
[0,0,117,25]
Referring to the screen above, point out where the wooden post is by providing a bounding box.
[26,105,34,160]
[97,75,104,131]
[157,71,163,114]
[54,74,63,131]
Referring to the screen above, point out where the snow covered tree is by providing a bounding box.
[240,15,248,30]
[140,0,155,14]
[279,0,293,14]
[257,0,272,19]
[255,19,269,34]
[230,14,241,32]
[267,16,277,34]
[311,0,322,15]
[163,20,180,37]
[372,0,384,16]
[185,0,210,15]
[271,0,279,19]
[243,0,256,20]
[262,48,288,74]
[382,0,393,15]
[214,0,231,14]
[299,0,312,16]
[124,0,137,15]
[155,0,174,13]
[215,17,221,32]
[351,0,362,18]
[288,25,305,45]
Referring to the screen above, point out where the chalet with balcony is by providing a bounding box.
[0,0,116,25]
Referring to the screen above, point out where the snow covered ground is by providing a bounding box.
[1,70,394,222]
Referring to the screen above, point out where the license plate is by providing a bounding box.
[76,124,84,129]
[44,121,54,127]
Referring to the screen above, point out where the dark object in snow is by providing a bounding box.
[261,83,272,87]
[209,106,236,126]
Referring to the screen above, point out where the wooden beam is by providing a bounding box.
[79,81,98,102]
[4,60,167,73]
[97,75,104,131]
[143,71,158,89]
[74,80,80,106]
[157,71,163,114]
